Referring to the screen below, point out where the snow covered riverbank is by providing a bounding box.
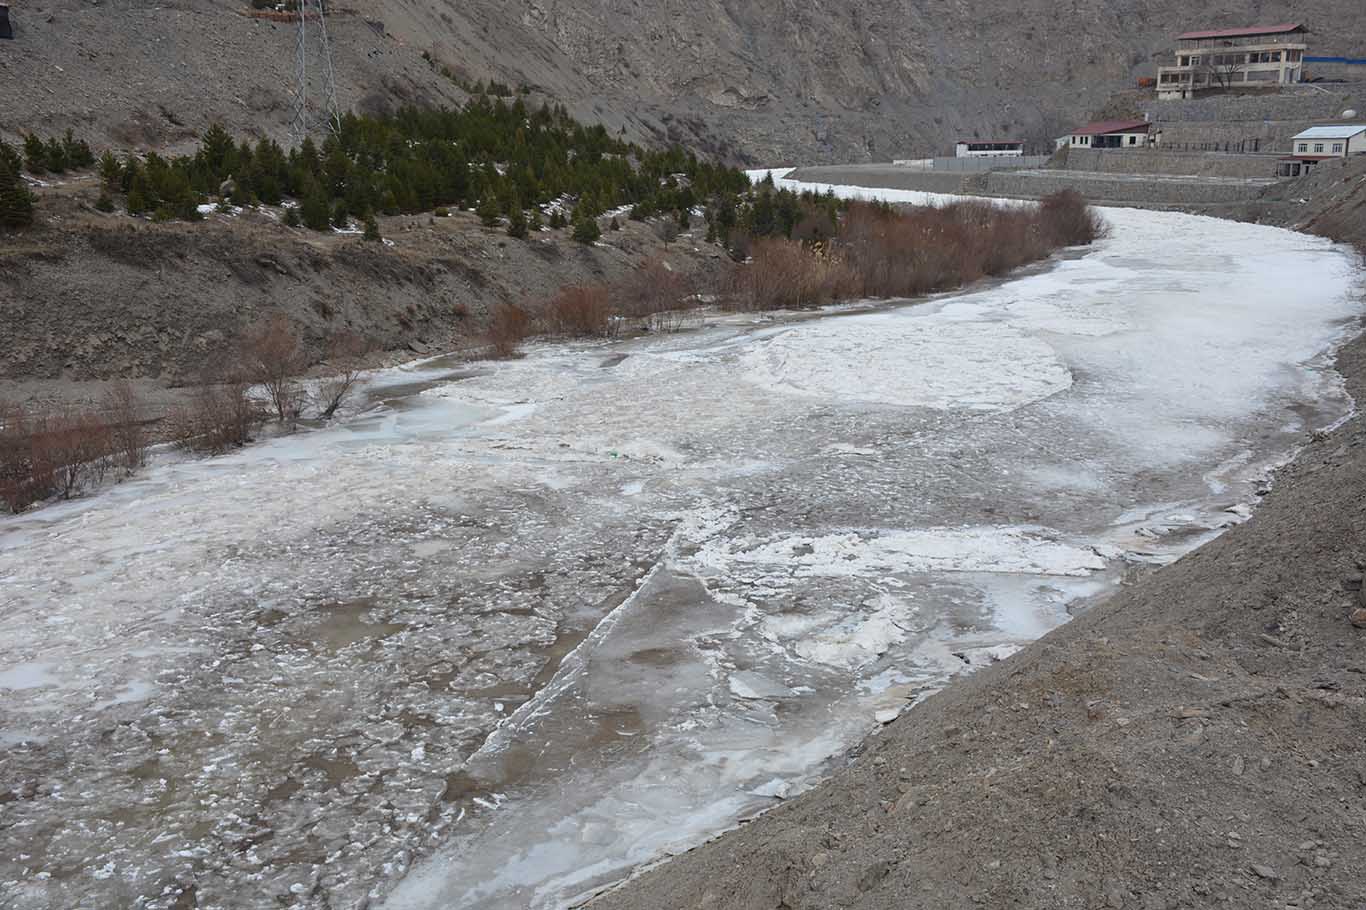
[1,183,1361,910]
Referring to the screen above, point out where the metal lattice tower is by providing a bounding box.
[289,0,341,142]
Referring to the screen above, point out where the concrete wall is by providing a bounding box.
[983,170,1270,206]
[1139,86,1362,153]
[1061,148,1280,178]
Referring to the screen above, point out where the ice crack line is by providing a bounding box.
[460,505,737,764]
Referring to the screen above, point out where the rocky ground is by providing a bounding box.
[4,1,1366,164]
[0,174,723,422]
[588,328,1366,909]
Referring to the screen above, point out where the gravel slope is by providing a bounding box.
[590,327,1366,910]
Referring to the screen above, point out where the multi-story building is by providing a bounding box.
[1157,24,1307,100]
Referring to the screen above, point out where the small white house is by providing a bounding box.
[1279,124,1366,176]
[954,140,1024,158]
[1064,120,1154,150]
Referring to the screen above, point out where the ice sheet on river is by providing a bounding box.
[0,191,1361,910]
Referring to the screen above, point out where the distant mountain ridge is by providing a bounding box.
[1,0,1363,163]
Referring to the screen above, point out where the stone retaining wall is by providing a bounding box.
[1062,148,1280,178]
[984,170,1270,206]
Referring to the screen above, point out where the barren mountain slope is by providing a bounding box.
[3,0,1364,163]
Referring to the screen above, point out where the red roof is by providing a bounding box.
[1177,23,1303,41]
[1072,120,1151,136]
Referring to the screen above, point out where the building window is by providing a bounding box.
[1314,143,1325,153]
[1333,143,1344,153]
[1297,143,1309,153]
[1129,135,1137,145]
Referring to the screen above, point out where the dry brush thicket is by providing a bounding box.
[2,319,374,512]
[0,382,149,512]
[485,191,1104,354]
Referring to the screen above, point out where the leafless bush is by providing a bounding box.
[0,401,123,510]
[317,331,371,419]
[0,401,51,512]
[488,303,532,357]
[543,284,617,337]
[241,314,307,422]
[655,219,680,247]
[720,196,1101,312]
[1038,190,1108,246]
[172,360,263,454]
[730,238,858,310]
[101,380,148,471]
[45,410,115,500]
[614,258,699,329]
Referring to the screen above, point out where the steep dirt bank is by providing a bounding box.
[0,184,717,387]
[589,325,1366,908]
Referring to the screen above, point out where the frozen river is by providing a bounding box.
[1,178,1362,910]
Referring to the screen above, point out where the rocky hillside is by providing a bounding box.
[3,0,1365,164]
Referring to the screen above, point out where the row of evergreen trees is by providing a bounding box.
[3,98,846,246]
[81,97,752,236]
[21,130,96,176]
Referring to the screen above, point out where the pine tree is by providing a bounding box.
[300,180,331,231]
[283,206,302,228]
[98,151,122,191]
[507,205,529,239]
[62,130,95,169]
[0,156,36,230]
[44,137,69,174]
[572,214,601,244]
[548,209,566,230]
[22,134,46,175]
[476,195,501,227]
[609,216,621,232]
[363,213,382,242]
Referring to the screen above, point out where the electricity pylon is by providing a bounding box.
[289,0,341,141]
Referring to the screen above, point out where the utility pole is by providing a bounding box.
[289,0,341,142]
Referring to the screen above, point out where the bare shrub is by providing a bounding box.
[0,402,120,508]
[655,219,680,247]
[317,331,371,419]
[615,258,700,332]
[488,303,532,357]
[102,380,148,471]
[44,410,115,500]
[173,360,262,454]
[241,314,306,422]
[0,401,54,512]
[720,195,1101,312]
[543,284,617,337]
[731,238,858,310]
[1038,190,1108,246]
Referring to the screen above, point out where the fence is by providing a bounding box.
[891,155,1052,172]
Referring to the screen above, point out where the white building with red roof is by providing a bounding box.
[1062,120,1155,150]
[1157,24,1308,99]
